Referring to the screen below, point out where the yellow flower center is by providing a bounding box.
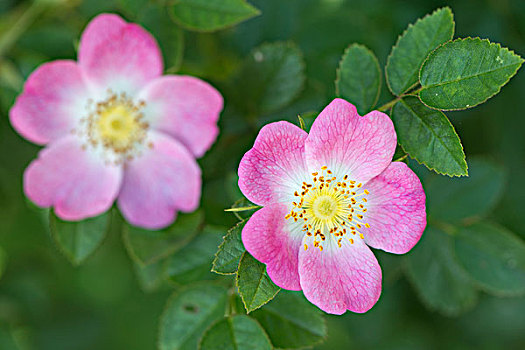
[81,91,150,162]
[285,166,370,252]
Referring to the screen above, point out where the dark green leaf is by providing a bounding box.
[166,226,224,284]
[199,315,271,350]
[117,0,149,15]
[386,7,454,96]
[138,4,185,73]
[170,0,260,32]
[0,246,6,281]
[133,258,167,293]
[49,210,110,265]
[426,158,505,223]
[123,211,203,266]
[336,44,381,114]
[419,38,524,110]
[251,291,326,349]
[454,222,525,296]
[236,252,280,313]
[159,283,228,350]
[405,227,478,316]
[391,96,466,176]
[235,42,305,114]
[212,220,247,275]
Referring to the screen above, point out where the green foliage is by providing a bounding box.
[405,227,478,316]
[0,246,6,280]
[391,96,466,176]
[336,43,381,114]
[123,211,203,266]
[234,42,306,114]
[133,258,168,292]
[419,38,524,110]
[426,158,505,223]
[212,220,247,275]
[49,210,111,265]
[166,226,224,284]
[236,252,280,313]
[251,291,327,349]
[159,283,228,350]
[199,315,272,350]
[138,4,185,73]
[386,7,454,96]
[454,222,525,296]
[169,0,260,32]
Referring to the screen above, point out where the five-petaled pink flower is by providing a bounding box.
[238,98,426,314]
[10,14,223,229]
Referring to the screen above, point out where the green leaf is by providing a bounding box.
[236,252,280,313]
[159,283,228,350]
[199,315,272,350]
[235,42,306,114]
[391,96,467,176]
[426,158,505,223]
[251,291,327,349]
[405,227,478,316]
[123,211,203,266]
[336,44,381,114]
[0,246,6,281]
[386,7,454,96]
[133,258,167,293]
[419,38,524,110]
[454,222,525,296]
[117,0,149,15]
[166,226,224,284]
[212,220,247,275]
[49,210,111,265]
[138,4,185,73]
[169,0,260,32]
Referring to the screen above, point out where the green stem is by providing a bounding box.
[394,154,408,162]
[377,98,400,112]
[0,1,47,58]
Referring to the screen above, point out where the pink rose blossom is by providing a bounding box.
[10,14,223,229]
[238,98,426,314]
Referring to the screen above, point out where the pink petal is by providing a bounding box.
[10,60,90,145]
[305,98,396,183]
[24,135,122,220]
[298,237,382,314]
[361,162,426,254]
[242,203,303,291]
[117,131,201,229]
[78,13,163,95]
[238,121,309,206]
[137,75,223,158]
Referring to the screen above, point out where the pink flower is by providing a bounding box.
[238,98,426,314]
[10,14,223,229]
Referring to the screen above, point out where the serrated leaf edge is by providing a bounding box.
[335,43,382,113]
[418,37,525,111]
[392,99,468,177]
[211,219,248,275]
[385,7,455,96]
[235,252,281,313]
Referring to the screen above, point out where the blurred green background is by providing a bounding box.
[1,0,524,349]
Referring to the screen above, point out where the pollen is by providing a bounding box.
[78,90,149,163]
[285,166,370,252]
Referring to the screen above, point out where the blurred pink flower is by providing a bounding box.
[10,14,223,229]
[238,98,426,314]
